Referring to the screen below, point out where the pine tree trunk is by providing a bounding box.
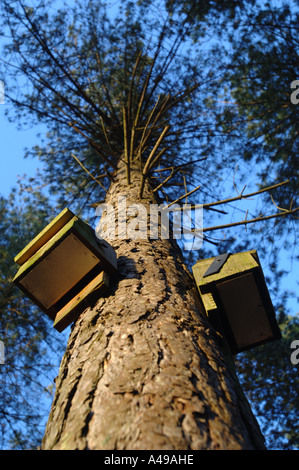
[42,161,266,450]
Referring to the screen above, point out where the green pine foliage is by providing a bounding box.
[236,311,299,450]
[0,190,66,449]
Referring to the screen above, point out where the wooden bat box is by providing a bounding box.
[13,208,117,332]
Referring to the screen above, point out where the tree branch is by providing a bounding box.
[189,207,299,234]
[165,185,202,208]
[139,125,170,198]
[171,180,291,211]
[71,153,107,192]
[123,106,130,185]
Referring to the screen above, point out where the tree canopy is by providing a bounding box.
[2,0,218,210]
[213,0,299,204]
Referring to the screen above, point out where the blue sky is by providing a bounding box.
[0,104,45,196]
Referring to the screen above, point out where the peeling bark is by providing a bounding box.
[42,162,266,450]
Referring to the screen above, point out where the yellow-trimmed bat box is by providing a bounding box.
[13,208,117,332]
[192,250,281,354]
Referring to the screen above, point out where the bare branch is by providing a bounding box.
[152,156,207,173]
[128,51,143,127]
[153,168,177,193]
[144,126,170,172]
[71,153,107,192]
[147,147,168,173]
[67,121,117,172]
[165,184,202,208]
[123,106,130,185]
[171,180,291,212]
[270,194,289,213]
[134,95,161,162]
[139,126,170,198]
[189,207,299,234]
[135,94,171,160]
[100,116,118,158]
[202,179,291,210]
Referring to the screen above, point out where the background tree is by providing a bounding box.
[171,0,299,448]
[184,0,299,449]
[0,0,297,450]
[220,2,298,198]
[237,311,299,450]
[200,0,298,246]
[0,188,66,449]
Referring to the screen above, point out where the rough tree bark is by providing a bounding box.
[42,161,266,450]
